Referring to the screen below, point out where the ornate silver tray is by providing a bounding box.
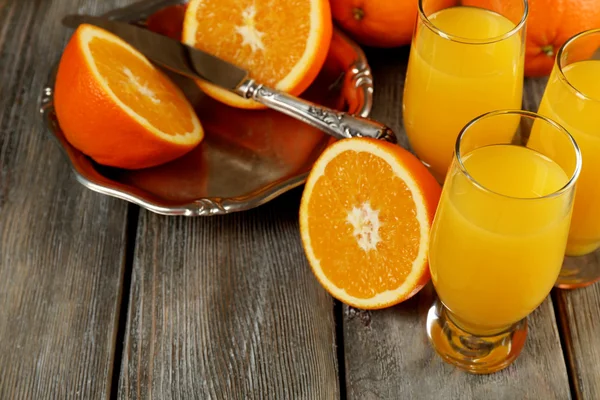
[39,0,374,216]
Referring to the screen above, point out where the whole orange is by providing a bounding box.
[464,0,600,76]
[330,0,453,48]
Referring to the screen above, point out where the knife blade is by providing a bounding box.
[60,14,397,143]
[62,14,248,91]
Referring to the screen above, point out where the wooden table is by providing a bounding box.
[1,0,599,398]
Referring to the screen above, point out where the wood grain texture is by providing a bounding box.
[555,261,600,399]
[343,58,571,399]
[345,287,570,400]
[521,76,548,113]
[118,190,339,399]
[0,0,137,398]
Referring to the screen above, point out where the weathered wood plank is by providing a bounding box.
[555,265,600,399]
[118,190,339,399]
[343,53,571,399]
[345,287,570,399]
[0,0,136,398]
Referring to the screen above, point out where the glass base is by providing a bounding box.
[556,249,600,289]
[426,300,527,374]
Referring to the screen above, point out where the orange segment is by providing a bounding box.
[300,138,441,309]
[182,0,332,109]
[54,24,203,169]
[88,36,195,136]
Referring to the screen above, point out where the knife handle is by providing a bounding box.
[235,80,397,144]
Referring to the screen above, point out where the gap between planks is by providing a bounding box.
[110,204,141,400]
[334,300,348,400]
[551,289,581,400]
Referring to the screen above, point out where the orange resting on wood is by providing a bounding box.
[54,24,203,169]
[182,0,333,109]
[464,0,600,76]
[299,137,441,309]
[330,0,454,48]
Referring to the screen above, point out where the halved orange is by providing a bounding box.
[300,138,441,309]
[182,0,333,109]
[54,24,203,170]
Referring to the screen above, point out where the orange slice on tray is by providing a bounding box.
[300,138,441,309]
[54,24,203,170]
[182,0,333,109]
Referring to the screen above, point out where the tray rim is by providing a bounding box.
[39,0,374,216]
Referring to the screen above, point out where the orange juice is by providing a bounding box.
[403,6,524,180]
[429,144,571,334]
[537,60,600,256]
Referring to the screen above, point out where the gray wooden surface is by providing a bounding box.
[344,287,571,400]
[1,0,600,399]
[117,192,339,399]
[0,0,132,398]
[556,265,600,399]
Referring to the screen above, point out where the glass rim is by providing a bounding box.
[417,0,529,45]
[454,109,582,201]
[556,28,600,103]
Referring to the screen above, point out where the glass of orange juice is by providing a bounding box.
[403,0,528,182]
[427,110,581,374]
[534,29,600,288]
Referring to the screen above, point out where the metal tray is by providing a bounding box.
[39,0,374,216]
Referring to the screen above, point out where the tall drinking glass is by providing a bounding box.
[403,0,528,182]
[427,110,581,374]
[534,29,600,288]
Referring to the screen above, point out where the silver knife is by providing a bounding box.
[61,15,396,143]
